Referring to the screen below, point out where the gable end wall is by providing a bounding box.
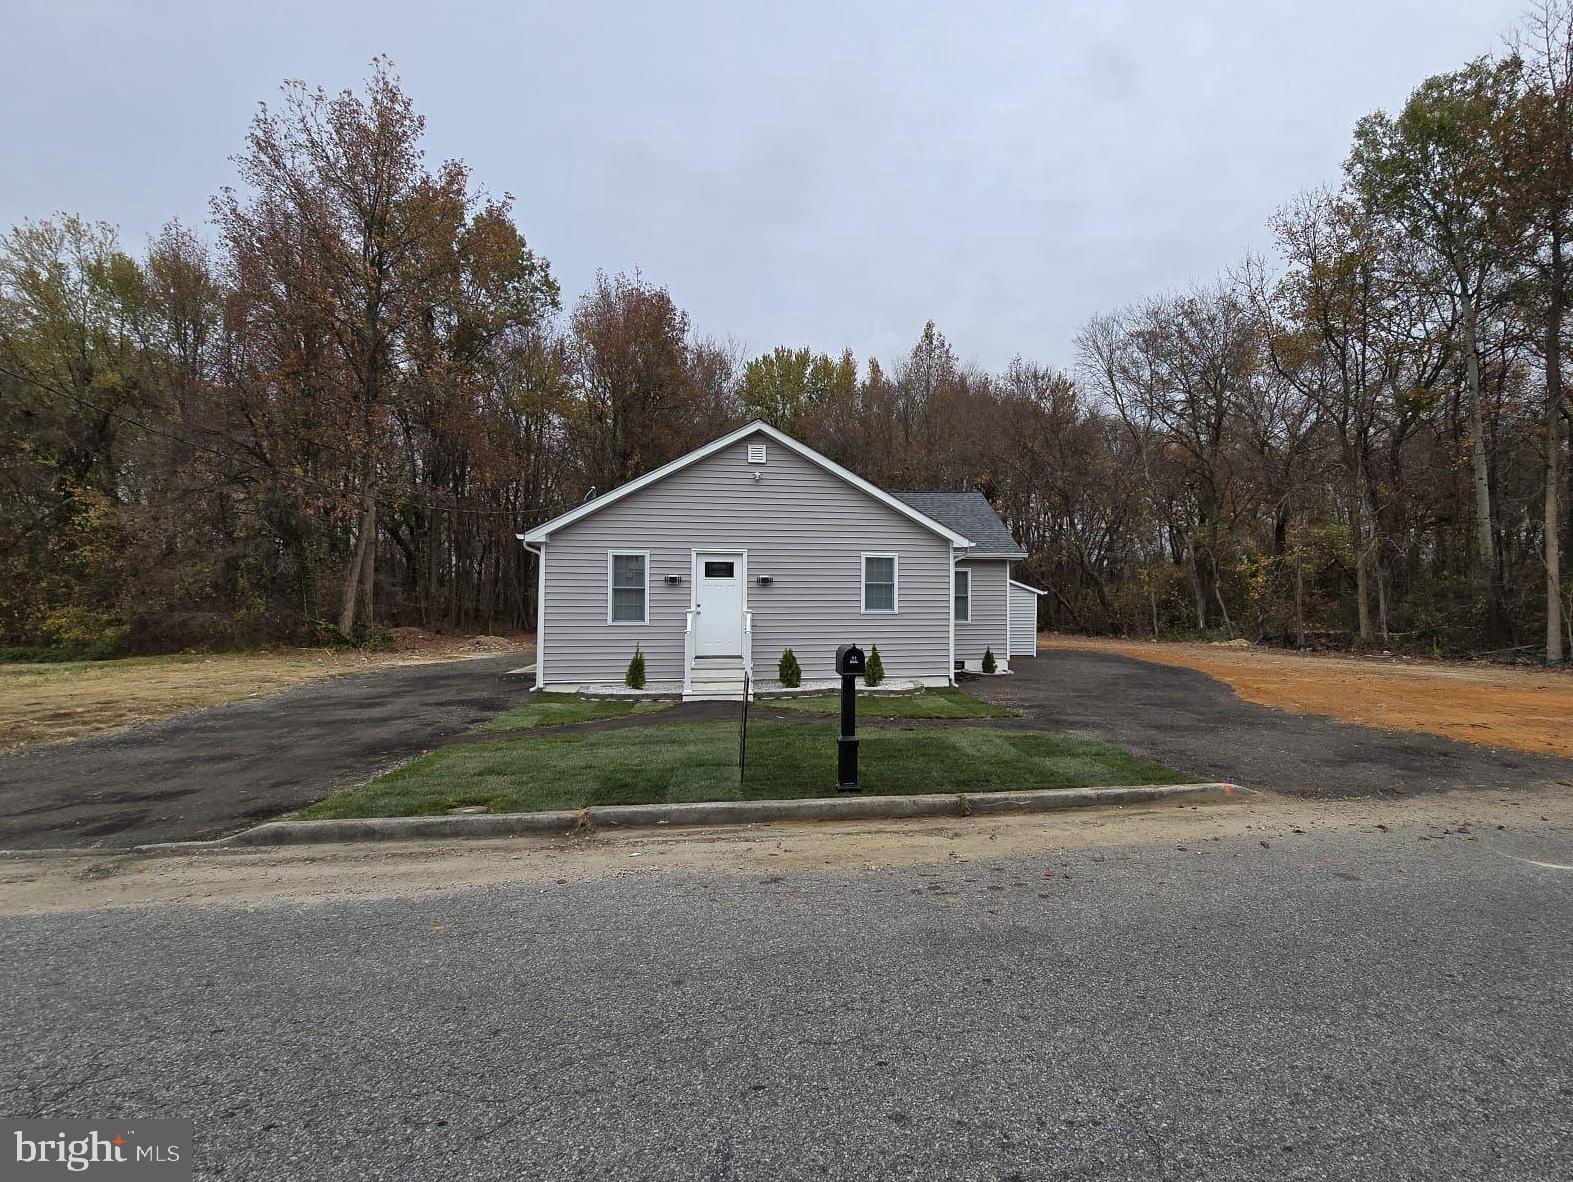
[539,432,955,684]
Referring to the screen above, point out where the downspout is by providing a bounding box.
[1004,561,1012,672]
[517,535,546,691]
[949,546,966,684]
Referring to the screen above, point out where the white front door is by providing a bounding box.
[694,552,744,656]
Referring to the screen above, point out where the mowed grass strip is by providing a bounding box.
[298,720,1191,819]
[479,692,672,731]
[769,686,1015,719]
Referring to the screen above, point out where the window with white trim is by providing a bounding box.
[862,554,897,613]
[954,568,971,622]
[608,552,648,623]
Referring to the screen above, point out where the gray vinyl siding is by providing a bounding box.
[954,559,1009,668]
[540,431,954,684]
[1010,582,1040,656]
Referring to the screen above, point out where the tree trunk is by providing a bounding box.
[1376,561,1390,646]
[338,486,375,636]
[1547,236,1566,664]
[292,526,317,629]
[359,497,377,630]
[1352,480,1373,645]
[1213,574,1233,639]
[1185,538,1207,630]
[1461,289,1496,588]
[1294,551,1306,648]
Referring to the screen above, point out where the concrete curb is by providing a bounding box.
[222,782,1249,847]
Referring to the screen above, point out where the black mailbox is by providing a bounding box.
[835,644,866,677]
[833,644,864,790]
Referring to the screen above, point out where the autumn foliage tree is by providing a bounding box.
[3,14,1572,663]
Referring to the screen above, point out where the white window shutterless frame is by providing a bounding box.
[954,568,970,622]
[862,553,897,613]
[608,551,649,624]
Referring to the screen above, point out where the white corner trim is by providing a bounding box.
[521,421,973,547]
[860,551,898,614]
[607,550,650,625]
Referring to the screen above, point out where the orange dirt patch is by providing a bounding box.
[1040,634,1573,759]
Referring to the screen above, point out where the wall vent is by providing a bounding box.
[747,443,767,464]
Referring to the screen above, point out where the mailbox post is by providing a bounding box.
[834,644,865,791]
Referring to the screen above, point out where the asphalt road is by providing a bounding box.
[0,654,532,850]
[976,650,1573,798]
[3,816,1569,1180]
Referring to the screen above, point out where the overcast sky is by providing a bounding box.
[3,0,1525,372]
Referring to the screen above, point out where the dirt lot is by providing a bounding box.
[1039,635,1573,760]
[0,631,529,751]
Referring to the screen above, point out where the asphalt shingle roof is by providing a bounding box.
[892,491,1026,558]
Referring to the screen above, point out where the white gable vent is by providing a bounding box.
[747,443,767,464]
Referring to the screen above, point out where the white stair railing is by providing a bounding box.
[742,610,754,700]
[683,608,699,696]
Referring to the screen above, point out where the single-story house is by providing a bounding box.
[519,421,1044,699]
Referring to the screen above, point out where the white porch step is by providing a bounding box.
[686,657,750,701]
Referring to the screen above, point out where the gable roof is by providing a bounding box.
[521,421,973,547]
[892,491,1026,559]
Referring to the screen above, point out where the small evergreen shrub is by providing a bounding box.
[625,645,646,689]
[778,647,801,688]
[865,644,885,687]
[982,647,997,674]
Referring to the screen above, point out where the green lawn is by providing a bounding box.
[769,686,1015,719]
[299,719,1190,818]
[478,691,672,731]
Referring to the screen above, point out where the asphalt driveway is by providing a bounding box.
[8,645,1571,852]
[976,649,1573,798]
[0,654,532,850]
